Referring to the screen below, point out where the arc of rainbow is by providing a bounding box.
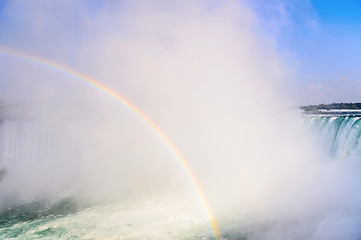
[0,47,220,239]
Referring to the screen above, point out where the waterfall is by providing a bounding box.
[0,121,49,167]
[0,120,82,202]
[304,115,361,159]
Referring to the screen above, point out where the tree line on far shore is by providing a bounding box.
[300,103,361,111]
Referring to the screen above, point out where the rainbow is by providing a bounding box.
[0,47,220,239]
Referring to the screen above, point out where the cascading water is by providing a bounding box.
[0,120,81,172]
[0,121,53,167]
[0,119,213,240]
[1,112,361,240]
[304,115,361,160]
[2,1,361,239]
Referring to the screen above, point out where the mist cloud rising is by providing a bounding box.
[0,0,361,239]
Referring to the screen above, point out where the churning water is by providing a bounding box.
[2,0,361,238]
[1,113,361,240]
[0,120,216,240]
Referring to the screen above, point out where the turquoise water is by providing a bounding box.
[0,195,217,239]
[304,115,361,159]
[0,199,80,239]
[0,121,217,239]
[1,116,361,239]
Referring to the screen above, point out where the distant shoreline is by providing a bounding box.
[300,103,361,117]
[300,103,361,112]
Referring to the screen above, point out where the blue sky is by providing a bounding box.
[265,0,361,104]
[0,0,360,105]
